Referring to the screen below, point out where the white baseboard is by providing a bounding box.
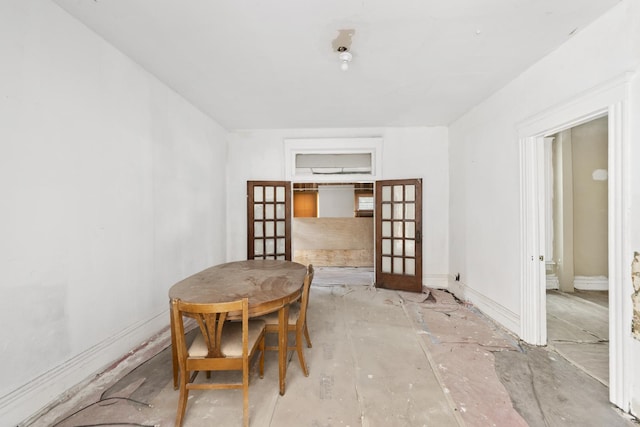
[447,280,520,335]
[546,274,559,290]
[2,309,169,427]
[574,275,609,291]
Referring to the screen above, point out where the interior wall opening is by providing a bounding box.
[545,115,609,387]
[292,182,374,268]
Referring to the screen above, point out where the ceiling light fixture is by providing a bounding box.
[337,46,352,71]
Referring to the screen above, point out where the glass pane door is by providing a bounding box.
[375,179,422,292]
[247,181,291,260]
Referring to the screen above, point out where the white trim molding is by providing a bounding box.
[519,134,548,345]
[574,275,609,291]
[607,95,632,411]
[284,137,383,183]
[2,310,168,426]
[546,274,560,290]
[448,281,520,335]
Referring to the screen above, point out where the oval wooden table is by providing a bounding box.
[168,259,308,395]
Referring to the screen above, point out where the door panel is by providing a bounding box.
[375,179,422,292]
[247,181,291,260]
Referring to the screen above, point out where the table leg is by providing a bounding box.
[170,301,178,390]
[278,303,289,395]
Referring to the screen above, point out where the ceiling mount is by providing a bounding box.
[337,46,352,71]
[331,29,355,51]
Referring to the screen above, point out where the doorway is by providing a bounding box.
[518,75,631,410]
[545,116,609,386]
[291,182,375,268]
[290,179,423,292]
[292,182,375,287]
[249,177,425,292]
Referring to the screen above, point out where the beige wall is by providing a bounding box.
[293,218,373,267]
[571,116,608,277]
[551,116,608,290]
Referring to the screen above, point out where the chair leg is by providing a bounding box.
[259,336,265,379]
[295,328,309,377]
[243,360,249,427]
[303,322,312,348]
[170,306,179,390]
[175,378,189,427]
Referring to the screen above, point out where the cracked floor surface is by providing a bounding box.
[25,272,637,427]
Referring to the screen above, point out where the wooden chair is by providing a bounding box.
[258,264,314,376]
[171,297,266,427]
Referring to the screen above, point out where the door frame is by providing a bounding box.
[518,74,632,410]
[284,137,383,272]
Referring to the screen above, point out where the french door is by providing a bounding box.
[375,179,423,292]
[247,181,292,260]
[246,178,423,293]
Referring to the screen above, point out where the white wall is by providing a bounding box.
[318,185,355,217]
[226,127,449,286]
[630,33,640,416]
[0,1,228,424]
[449,0,640,415]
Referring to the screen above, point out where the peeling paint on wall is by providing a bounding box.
[632,252,640,340]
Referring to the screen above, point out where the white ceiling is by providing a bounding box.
[52,0,620,130]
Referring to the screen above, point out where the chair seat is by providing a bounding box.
[189,319,266,358]
[259,302,300,326]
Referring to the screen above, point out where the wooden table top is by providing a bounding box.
[169,259,307,315]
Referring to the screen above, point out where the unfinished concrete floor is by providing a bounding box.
[26,269,637,427]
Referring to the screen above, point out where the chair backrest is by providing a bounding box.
[171,298,249,363]
[308,264,315,286]
[297,264,314,327]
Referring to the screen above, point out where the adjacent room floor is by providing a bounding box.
[26,268,637,427]
[547,289,609,386]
